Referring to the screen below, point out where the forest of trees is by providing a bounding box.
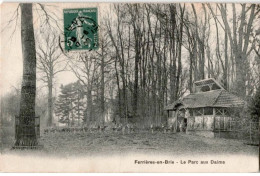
[51,3,260,127]
[2,3,260,131]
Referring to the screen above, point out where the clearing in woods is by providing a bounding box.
[1,131,258,157]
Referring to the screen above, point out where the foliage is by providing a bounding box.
[55,81,85,126]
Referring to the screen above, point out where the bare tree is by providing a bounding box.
[69,52,100,124]
[36,31,67,127]
[219,4,257,98]
[95,26,112,125]
[106,4,129,122]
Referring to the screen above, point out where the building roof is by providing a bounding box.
[194,78,224,89]
[165,89,245,111]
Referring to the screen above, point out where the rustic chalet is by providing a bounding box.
[165,78,245,138]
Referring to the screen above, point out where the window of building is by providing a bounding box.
[193,108,203,116]
[212,83,221,90]
[215,108,223,115]
[223,109,229,116]
[190,109,194,116]
[204,107,213,115]
[201,85,210,92]
[192,108,213,116]
[215,107,230,116]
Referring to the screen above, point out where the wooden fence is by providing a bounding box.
[215,120,259,145]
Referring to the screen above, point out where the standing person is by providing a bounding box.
[184,110,190,133]
[179,121,183,132]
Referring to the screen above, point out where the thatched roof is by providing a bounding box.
[165,89,245,111]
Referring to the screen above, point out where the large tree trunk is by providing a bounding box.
[133,38,140,119]
[86,88,93,123]
[189,51,193,93]
[100,46,105,125]
[175,5,185,99]
[223,25,228,89]
[15,3,38,147]
[47,79,53,126]
[132,6,141,119]
[192,4,205,80]
[169,4,177,102]
[77,90,80,126]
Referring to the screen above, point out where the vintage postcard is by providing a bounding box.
[0,2,259,173]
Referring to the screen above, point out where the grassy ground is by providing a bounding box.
[1,130,258,157]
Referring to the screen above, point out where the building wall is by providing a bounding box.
[188,115,232,131]
[214,116,232,131]
[188,115,214,131]
[167,108,233,134]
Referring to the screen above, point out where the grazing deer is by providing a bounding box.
[122,125,126,135]
[150,124,154,134]
[126,123,134,134]
[161,124,167,133]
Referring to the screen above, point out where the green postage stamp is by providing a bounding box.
[63,8,98,51]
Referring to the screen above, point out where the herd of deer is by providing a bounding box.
[43,123,177,135]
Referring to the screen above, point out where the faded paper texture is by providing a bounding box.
[0,2,259,173]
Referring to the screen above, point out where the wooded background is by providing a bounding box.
[1,3,260,128]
